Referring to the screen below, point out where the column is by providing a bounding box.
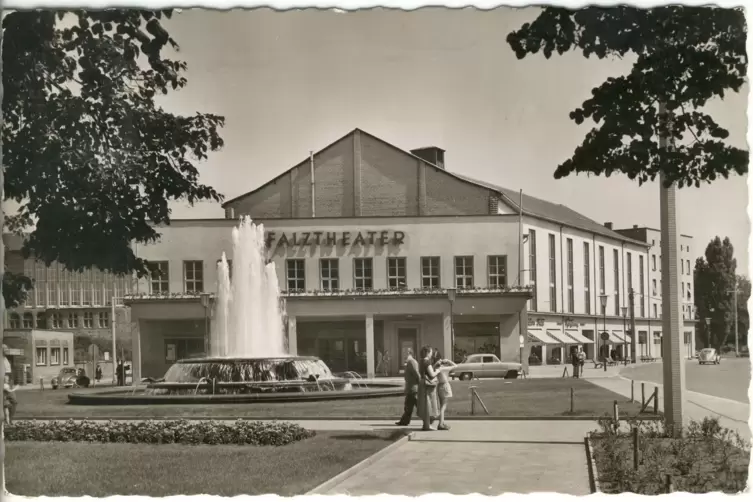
[541,345,548,365]
[365,315,375,379]
[520,309,529,374]
[442,312,452,361]
[131,319,141,384]
[287,317,298,356]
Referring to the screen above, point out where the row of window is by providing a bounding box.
[529,230,693,318]
[652,253,692,276]
[35,346,70,366]
[148,256,509,293]
[8,311,110,330]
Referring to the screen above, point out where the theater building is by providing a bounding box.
[125,128,696,381]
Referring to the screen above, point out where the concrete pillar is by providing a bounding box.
[442,311,452,362]
[132,319,141,384]
[520,309,529,374]
[287,316,298,356]
[365,314,375,379]
[542,345,547,365]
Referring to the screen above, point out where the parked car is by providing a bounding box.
[698,348,721,365]
[51,367,79,389]
[448,354,521,380]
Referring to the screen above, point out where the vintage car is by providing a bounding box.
[50,367,79,389]
[448,354,522,380]
[698,348,721,365]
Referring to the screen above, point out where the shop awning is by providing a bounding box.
[608,331,625,344]
[528,330,560,345]
[547,330,577,344]
[565,330,592,345]
[622,333,633,344]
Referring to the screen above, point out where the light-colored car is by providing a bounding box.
[699,348,721,365]
[51,367,79,389]
[448,354,521,380]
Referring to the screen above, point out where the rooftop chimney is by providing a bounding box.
[411,147,445,170]
[633,224,638,229]
[604,222,613,230]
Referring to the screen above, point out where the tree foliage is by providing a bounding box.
[693,237,738,349]
[3,10,225,307]
[734,275,750,349]
[507,7,747,188]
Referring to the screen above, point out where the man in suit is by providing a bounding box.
[395,349,420,426]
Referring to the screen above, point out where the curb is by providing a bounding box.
[584,433,601,493]
[13,415,663,422]
[306,431,413,494]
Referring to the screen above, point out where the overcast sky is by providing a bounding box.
[157,7,749,274]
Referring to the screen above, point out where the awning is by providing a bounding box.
[528,330,560,345]
[547,330,577,344]
[608,331,625,344]
[565,330,592,345]
[622,333,633,344]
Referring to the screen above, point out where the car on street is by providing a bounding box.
[448,354,521,380]
[698,348,721,365]
[50,367,79,389]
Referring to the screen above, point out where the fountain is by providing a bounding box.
[69,217,402,405]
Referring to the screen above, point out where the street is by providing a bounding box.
[621,358,751,404]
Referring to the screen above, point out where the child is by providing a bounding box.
[3,380,17,425]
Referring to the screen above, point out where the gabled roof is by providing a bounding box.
[222,128,649,247]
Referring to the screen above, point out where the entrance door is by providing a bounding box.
[320,339,347,373]
[397,327,418,374]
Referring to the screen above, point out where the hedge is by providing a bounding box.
[4,419,316,446]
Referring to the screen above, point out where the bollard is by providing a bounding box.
[613,400,619,423]
[470,386,476,415]
[641,382,645,407]
[570,387,574,414]
[631,380,635,402]
[632,427,639,470]
[39,377,44,391]
[653,386,659,414]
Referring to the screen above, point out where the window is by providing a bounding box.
[36,347,47,366]
[681,259,684,275]
[682,282,685,298]
[421,257,441,289]
[51,313,62,329]
[686,259,691,275]
[183,261,204,293]
[286,259,306,291]
[98,312,110,328]
[652,254,657,271]
[8,313,20,329]
[548,234,557,312]
[488,256,507,288]
[165,338,205,362]
[36,315,46,329]
[67,312,79,329]
[320,259,339,290]
[353,258,373,291]
[566,239,574,313]
[455,256,474,289]
[22,313,33,329]
[639,256,645,318]
[528,230,538,311]
[50,347,61,366]
[613,249,620,315]
[626,252,633,295]
[653,304,658,318]
[598,245,605,299]
[83,311,94,328]
[583,242,591,315]
[149,261,170,294]
[63,347,69,365]
[652,279,657,297]
[387,257,407,290]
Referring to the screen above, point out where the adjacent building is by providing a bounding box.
[121,128,696,381]
[3,328,74,385]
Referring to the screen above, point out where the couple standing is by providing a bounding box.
[395,346,456,431]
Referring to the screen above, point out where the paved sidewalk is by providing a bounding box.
[314,420,596,495]
[587,376,751,442]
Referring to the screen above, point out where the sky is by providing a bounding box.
[155,7,750,274]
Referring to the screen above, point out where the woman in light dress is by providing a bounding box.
[432,349,457,431]
[417,345,439,431]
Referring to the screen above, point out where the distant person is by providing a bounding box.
[571,350,580,378]
[382,351,391,377]
[3,380,17,425]
[116,360,124,386]
[432,349,456,431]
[417,346,439,432]
[610,349,617,362]
[395,349,420,426]
[95,364,102,383]
[577,347,586,376]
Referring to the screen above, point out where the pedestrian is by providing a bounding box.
[116,360,124,386]
[3,379,17,425]
[433,349,456,431]
[577,346,586,376]
[95,364,102,383]
[395,349,420,426]
[571,349,580,378]
[417,346,439,432]
[382,350,391,377]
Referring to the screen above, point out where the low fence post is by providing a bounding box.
[613,400,619,423]
[570,387,574,414]
[641,382,645,407]
[632,427,639,470]
[470,385,476,415]
[631,380,635,403]
[653,386,659,414]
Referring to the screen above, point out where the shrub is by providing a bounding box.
[4,419,315,446]
[591,416,750,494]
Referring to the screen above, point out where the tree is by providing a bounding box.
[2,10,225,307]
[694,237,738,349]
[507,7,747,186]
[734,275,750,350]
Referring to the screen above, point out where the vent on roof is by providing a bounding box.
[604,222,613,230]
[633,225,638,229]
[411,147,445,170]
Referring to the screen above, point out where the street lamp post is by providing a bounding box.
[447,288,457,362]
[704,317,712,349]
[599,294,609,373]
[621,306,628,365]
[200,293,211,356]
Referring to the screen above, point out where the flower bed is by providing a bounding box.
[4,419,315,446]
[590,416,749,494]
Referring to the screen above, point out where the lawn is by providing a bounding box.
[5,430,405,497]
[14,378,651,419]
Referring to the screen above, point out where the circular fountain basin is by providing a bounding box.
[68,355,404,405]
